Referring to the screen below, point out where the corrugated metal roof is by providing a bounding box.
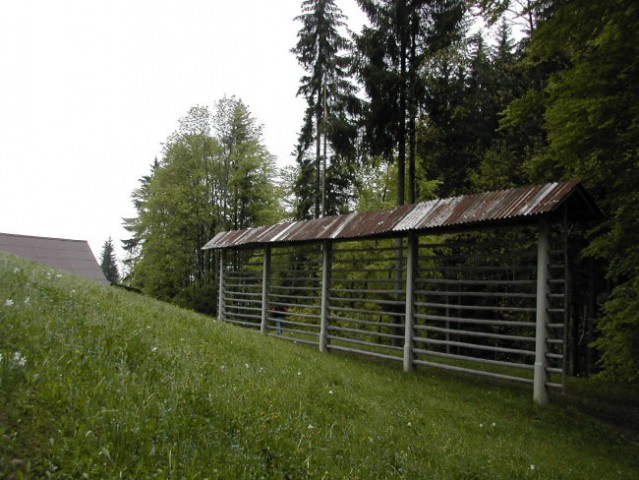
[203,181,598,250]
[0,233,109,283]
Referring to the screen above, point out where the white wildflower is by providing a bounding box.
[530,465,536,471]
[56,274,62,278]
[297,371,302,376]
[24,297,30,305]
[479,423,484,428]
[245,363,250,368]
[13,268,20,273]
[307,424,314,430]
[492,422,496,427]
[12,351,27,367]
[220,365,226,371]
[4,299,14,307]
[328,390,334,395]
[407,422,412,427]
[151,346,158,353]
[0,353,3,363]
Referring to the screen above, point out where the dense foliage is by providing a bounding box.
[529,0,639,381]
[123,98,281,313]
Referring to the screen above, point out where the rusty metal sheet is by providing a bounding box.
[203,226,263,249]
[529,180,581,214]
[202,232,225,249]
[221,228,257,248]
[334,204,415,240]
[284,215,347,242]
[401,182,580,231]
[256,222,296,243]
[394,197,458,231]
[203,181,594,249]
[234,223,299,247]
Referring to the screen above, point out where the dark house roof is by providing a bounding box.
[0,232,109,284]
[203,181,600,251]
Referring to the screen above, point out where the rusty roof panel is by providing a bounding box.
[394,197,458,231]
[530,180,581,215]
[398,182,577,232]
[257,222,295,243]
[333,204,414,240]
[285,215,347,242]
[203,181,596,250]
[202,231,233,249]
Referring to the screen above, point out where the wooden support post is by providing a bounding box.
[534,219,550,405]
[260,246,271,335]
[218,250,225,322]
[319,241,332,352]
[404,233,417,372]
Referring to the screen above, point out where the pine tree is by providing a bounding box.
[292,0,359,218]
[356,0,466,205]
[99,237,119,285]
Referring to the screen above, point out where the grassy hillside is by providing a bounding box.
[1,251,637,479]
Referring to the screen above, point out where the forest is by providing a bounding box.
[121,0,638,383]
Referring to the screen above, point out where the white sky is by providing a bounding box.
[0,0,366,266]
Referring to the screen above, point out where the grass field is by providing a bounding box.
[1,251,638,479]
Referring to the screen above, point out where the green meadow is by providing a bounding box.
[1,251,637,479]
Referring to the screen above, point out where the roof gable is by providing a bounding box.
[0,233,109,284]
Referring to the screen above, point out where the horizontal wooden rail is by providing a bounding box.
[414,313,535,328]
[418,325,535,343]
[413,336,536,356]
[413,348,533,370]
[415,301,536,313]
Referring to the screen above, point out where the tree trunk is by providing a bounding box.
[315,100,322,219]
[397,0,408,208]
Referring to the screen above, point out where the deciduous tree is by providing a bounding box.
[529,0,639,381]
[123,99,281,313]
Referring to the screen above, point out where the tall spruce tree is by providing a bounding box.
[99,237,119,285]
[418,24,526,197]
[122,158,159,282]
[356,0,465,205]
[292,0,359,219]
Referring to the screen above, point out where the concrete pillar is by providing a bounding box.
[534,219,550,404]
[260,246,271,334]
[319,241,332,352]
[218,250,225,322]
[404,233,417,372]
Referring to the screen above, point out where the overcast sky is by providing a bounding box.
[0,0,366,266]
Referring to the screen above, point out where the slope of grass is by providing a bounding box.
[1,251,637,479]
